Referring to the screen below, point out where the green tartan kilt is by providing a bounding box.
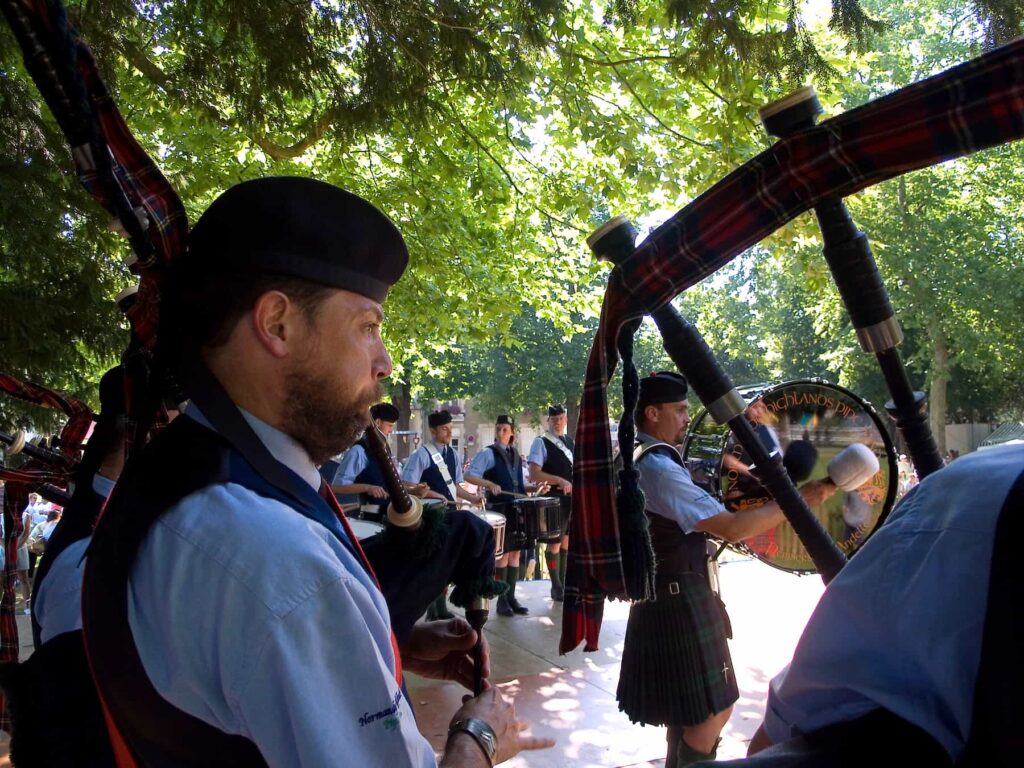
[616,573,739,727]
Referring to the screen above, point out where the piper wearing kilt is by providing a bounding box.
[616,372,834,767]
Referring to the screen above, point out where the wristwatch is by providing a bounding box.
[448,717,497,766]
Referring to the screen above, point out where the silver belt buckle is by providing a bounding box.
[668,581,680,595]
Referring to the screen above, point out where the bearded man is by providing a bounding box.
[81,178,551,767]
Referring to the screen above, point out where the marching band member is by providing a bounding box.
[328,402,440,519]
[466,415,544,617]
[81,178,552,767]
[402,409,484,620]
[527,404,574,601]
[617,372,834,768]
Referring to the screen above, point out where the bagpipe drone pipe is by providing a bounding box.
[562,39,1024,654]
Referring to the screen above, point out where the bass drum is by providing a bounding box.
[683,378,898,574]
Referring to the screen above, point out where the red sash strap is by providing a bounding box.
[319,485,404,687]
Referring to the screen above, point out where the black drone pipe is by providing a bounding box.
[588,218,846,584]
[759,89,945,480]
[1,430,71,468]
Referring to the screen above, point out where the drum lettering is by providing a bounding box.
[684,379,898,575]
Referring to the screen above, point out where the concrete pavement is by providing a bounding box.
[409,554,826,766]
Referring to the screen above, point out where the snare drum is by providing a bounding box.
[683,378,897,574]
[521,496,565,543]
[474,510,507,557]
[348,519,385,541]
[497,496,565,548]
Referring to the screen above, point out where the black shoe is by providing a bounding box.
[550,584,564,602]
[507,596,529,615]
[496,597,514,617]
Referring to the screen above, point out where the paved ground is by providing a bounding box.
[409,554,826,767]
[2,554,825,766]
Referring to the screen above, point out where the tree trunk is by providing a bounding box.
[566,397,580,440]
[928,331,949,458]
[391,380,413,461]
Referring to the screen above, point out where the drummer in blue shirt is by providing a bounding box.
[329,402,440,519]
[402,409,484,619]
[466,415,548,617]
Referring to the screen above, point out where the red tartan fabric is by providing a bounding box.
[0,373,93,727]
[22,0,187,347]
[561,39,1024,654]
[75,43,187,346]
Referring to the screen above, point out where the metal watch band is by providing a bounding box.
[448,717,497,766]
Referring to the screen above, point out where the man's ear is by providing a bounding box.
[250,290,295,358]
[643,403,659,424]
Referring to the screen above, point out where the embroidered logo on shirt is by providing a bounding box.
[358,690,404,729]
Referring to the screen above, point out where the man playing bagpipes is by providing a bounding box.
[81,177,553,767]
[616,372,835,767]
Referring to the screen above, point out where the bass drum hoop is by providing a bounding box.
[682,378,898,575]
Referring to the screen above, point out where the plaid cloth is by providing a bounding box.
[0,373,93,729]
[616,573,738,726]
[561,38,1024,653]
[11,0,187,456]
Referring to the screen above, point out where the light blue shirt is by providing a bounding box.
[764,443,1024,760]
[467,445,500,477]
[401,443,464,484]
[337,443,370,485]
[635,432,724,533]
[128,407,435,767]
[527,434,572,467]
[34,473,117,644]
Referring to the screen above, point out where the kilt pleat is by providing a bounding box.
[616,573,738,726]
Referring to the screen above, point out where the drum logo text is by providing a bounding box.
[764,391,855,419]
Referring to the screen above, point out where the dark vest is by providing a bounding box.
[541,434,574,484]
[352,439,389,515]
[82,415,373,767]
[482,444,524,503]
[418,444,459,501]
[637,443,708,577]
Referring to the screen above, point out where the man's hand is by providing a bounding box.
[446,688,555,766]
[362,484,388,499]
[557,478,572,495]
[422,489,447,501]
[401,618,488,692]
[799,479,838,509]
[487,481,503,496]
[406,483,430,498]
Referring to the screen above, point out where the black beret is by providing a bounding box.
[428,410,453,428]
[548,404,566,417]
[496,415,514,427]
[638,371,689,407]
[185,177,409,303]
[371,403,400,423]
